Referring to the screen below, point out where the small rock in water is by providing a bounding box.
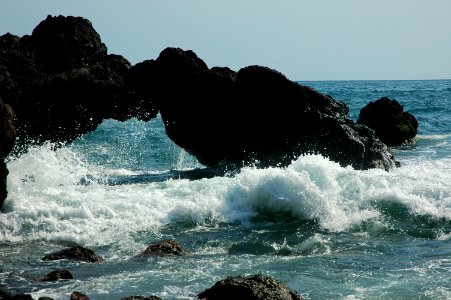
[198,274,303,300]
[42,246,103,263]
[358,97,418,146]
[121,296,162,300]
[143,240,186,257]
[70,291,89,300]
[41,269,73,282]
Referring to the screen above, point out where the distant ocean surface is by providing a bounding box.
[1,80,450,299]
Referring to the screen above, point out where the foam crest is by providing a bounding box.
[2,144,160,246]
[222,154,450,230]
[221,155,382,231]
[2,145,450,248]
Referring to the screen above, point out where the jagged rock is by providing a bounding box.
[0,98,16,210]
[198,274,303,300]
[41,269,73,282]
[0,15,155,145]
[357,97,418,146]
[151,47,398,170]
[30,15,107,74]
[143,240,186,257]
[70,291,89,300]
[0,15,401,172]
[42,246,103,263]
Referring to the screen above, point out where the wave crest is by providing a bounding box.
[2,146,450,246]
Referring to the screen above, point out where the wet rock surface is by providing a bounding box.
[143,240,186,257]
[41,269,74,282]
[42,246,103,263]
[198,274,303,300]
[121,296,162,300]
[70,291,89,300]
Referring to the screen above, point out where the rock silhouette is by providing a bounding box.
[0,15,400,191]
[358,97,418,146]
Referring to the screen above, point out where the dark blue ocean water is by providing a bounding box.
[1,80,450,299]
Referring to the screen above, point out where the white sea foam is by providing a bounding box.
[1,144,450,248]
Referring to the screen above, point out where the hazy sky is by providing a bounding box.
[1,0,450,80]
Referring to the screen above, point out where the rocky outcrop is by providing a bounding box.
[1,15,400,172]
[357,97,418,146]
[0,98,16,210]
[0,15,157,146]
[42,245,103,263]
[148,47,398,170]
[143,240,186,257]
[198,274,303,300]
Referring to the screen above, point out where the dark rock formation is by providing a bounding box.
[70,291,89,300]
[357,97,418,146]
[148,47,397,170]
[0,289,33,300]
[198,274,302,300]
[0,15,156,146]
[0,98,16,210]
[0,294,52,300]
[41,269,73,282]
[42,245,103,263]
[0,15,400,172]
[143,239,186,257]
[126,59,160,120]
[121,296,162,300]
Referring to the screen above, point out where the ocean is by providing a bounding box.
[1,80,450,299]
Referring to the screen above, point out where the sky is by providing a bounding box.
[1,0,450,81]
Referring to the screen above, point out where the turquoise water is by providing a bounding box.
[1,80,450,299]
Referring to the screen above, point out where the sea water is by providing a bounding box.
[1,80,450,299]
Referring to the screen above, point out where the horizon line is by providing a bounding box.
[296,78,451,82]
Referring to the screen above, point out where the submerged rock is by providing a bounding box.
[42,246,103,263]
[358,97,418,146]
[149,47,398,171]
[143,239,186,257]
[41,269,73,282]
[198,274,303,300]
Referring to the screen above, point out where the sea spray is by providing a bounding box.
[3,145,449,250]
